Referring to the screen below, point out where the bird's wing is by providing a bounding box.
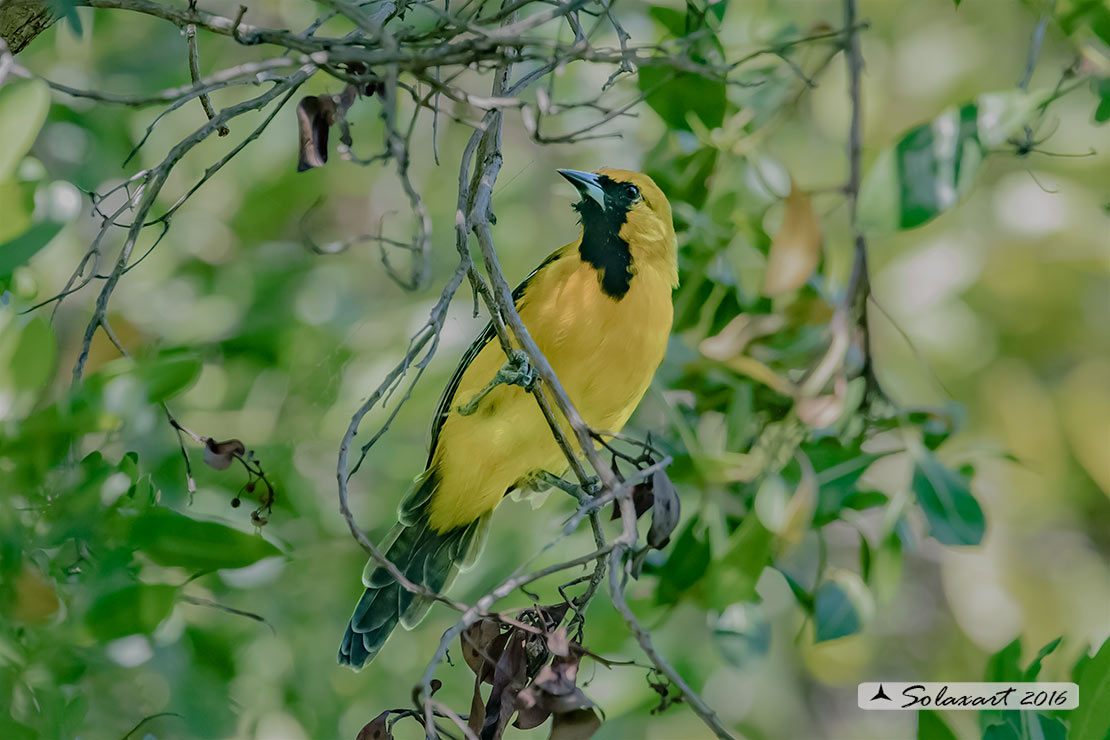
[425,246,566,465]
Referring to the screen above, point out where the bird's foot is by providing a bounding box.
[457,350,536,416]
[529,470,598,503]
[499,350,536,390]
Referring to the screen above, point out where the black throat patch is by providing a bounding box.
[573,176,635,300]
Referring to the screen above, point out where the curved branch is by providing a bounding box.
[0,0,56,54]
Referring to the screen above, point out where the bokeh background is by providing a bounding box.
[1,1,1108,739]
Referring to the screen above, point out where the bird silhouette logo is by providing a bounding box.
[871,684,892,702]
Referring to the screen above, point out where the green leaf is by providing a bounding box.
[913,451,985,546]
[1072,646,1092,685]
[706,514,774,608]
[807,438,883,524]
[131,508,281,572]
[858,532,872,581]
[0,180,34,243]
[142,355,202,402]
[1059,0,1110,44]
[648,6,686,35]
[119,450,140,483]
[982,723,1020,740]
[655,517,712,604]
[918,710,958,740]
[987,712,1068,740]
[907,405,965,450]
[813,581,860,642]
[1093,78,1110,124]
[1034,715,1068,740]
[982,638,1022,731]
[0,220,64,278]
[1023,636,1062,680]
[841,490,888,511]
[11,317,56,390]
[0,79,50,181]
[859,91,1046,232]
[779,569,814,611]
[48,0,83,35]
[986,638,1023,682]
[1072,637,1110,740]
[869,532,903,604]
[85,583,177,641]
[638,65,726,132]
[712,602,771,667]
[645,142,718,211]
[1097,97,1110,124]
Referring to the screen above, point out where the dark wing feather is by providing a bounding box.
[426,322,495,466]
[425,247,565,465]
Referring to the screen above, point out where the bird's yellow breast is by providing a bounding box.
[426,247,674,532]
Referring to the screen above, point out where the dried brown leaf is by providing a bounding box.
[532,659,577,697]
[700,314,752,361]
[544,687,594,715]
[513,653,594,732]
[796,394,843,428]
[780,451,818,546]
[296,95,334,172]
[763,180,823,296]
[202,438,245,471]
[512,685,550,730]
[295,86,360,172]
[483,631,527,739]
[355,711,391,740]
[536,602,570,630]
[546,628,570,658]
[608,480,654,522]
[468,674,486,738]
[461,618,502,679]
[722,355,796,397]
[11,563,59,624]
[646,469,680,549]
[550,708,601,740]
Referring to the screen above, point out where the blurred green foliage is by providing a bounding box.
[1,0,1108,739]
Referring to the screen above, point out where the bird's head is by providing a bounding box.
[558,168,678,294]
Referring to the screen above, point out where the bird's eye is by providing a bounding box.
[623,183,641,201]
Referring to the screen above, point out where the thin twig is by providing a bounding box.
[180,594,276,634]
[120,712,182,740]
[71,68,313,383]
[185,0,229,135]
[1018,5,1053,92]
[608,549,735,740]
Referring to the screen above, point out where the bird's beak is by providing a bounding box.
[558,169,605,207]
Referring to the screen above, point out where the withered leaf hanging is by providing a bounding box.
[296,95,335,172]
[295,85,360,172]
[354,711,391,740]
[513,654,601,738]
[647,468,681,549]
[202,438,245,470]
[608,468,680,549]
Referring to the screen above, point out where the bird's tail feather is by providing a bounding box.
[338,471,489,669]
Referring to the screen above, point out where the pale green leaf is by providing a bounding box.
[1072,637,1110,740]
[0,79,51,181]
[131,508,282,572]
[814,581,860,642]
[85,583,177,641]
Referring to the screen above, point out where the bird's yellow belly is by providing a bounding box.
[426,265,672,532]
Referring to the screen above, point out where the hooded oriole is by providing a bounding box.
[339,168,678,668]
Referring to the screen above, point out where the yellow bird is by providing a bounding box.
[339,168,678,668]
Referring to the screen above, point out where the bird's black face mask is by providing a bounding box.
[558,169,636,300]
